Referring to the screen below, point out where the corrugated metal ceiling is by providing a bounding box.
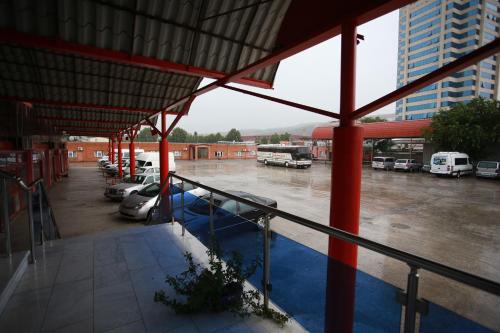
[0,0,291,136]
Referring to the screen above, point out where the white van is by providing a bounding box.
[124,152,175,174]
[430,152,473,177]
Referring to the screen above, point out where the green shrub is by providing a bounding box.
[154,247,290,327]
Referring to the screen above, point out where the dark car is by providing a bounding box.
[174,190,277,243]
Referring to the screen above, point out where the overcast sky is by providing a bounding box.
[164,10,399,134]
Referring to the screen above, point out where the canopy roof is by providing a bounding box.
[312,119,432,140]
[0,0,413,138]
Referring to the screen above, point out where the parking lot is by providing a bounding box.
[174,159,500,330]
[51,160,500,330]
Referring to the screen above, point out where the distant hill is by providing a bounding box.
[240,113,395,138]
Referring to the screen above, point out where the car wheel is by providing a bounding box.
[146,209,154,224]
[285,162,289,168]
[457,171,461,179]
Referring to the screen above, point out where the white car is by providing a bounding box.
[430,152,473,177]
[394,159,422,172]
[104,173,160,200]
[119,182,207,221]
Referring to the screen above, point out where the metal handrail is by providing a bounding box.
[0,169,43,191]
[168,172,500,297]
[1,170,46,263]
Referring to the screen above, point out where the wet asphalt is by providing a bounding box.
[175,159,500,331]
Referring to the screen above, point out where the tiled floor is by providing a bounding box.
[0,223,305,333]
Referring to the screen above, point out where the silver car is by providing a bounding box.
[119,182,206,221]
[475,161,500,179]
[372,157,395,170]
[394,159,422,172]
[104,173,160,200]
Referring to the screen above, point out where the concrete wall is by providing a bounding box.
[66,141,258,162]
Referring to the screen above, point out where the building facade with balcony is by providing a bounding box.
[396,0,500,120]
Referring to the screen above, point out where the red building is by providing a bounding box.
[66,141,257,162]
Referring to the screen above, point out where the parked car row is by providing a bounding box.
[99,161,278,228]
[372,152,499,179]
[372,157,422,172]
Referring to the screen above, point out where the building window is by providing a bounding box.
[68,151,77,158]
[406,102,437,111]
[94,151,103,158]
[173,151,182,157]
[406,93,437,103]
[236,151,243,157]
[215,151,224,158]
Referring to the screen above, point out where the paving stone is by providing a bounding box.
[0,287,51,333]
[94,281,142,333]
[42,278,93,332]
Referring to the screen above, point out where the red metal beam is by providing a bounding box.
[35,116,137,125]
[351,38,500,119]
[165,97,196,137]
[144,119,161,135]
[221,85,340,119]
[0,29,273,90]
[0,95,170,114]
[54,124,124,131]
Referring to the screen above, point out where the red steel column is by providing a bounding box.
[111,137,115,164]
[129,139,136,179]
[325,19,364,333]
[117,134,123,178]
[160,111,169,195]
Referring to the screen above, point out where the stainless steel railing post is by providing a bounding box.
[263,214,271,310]
[209,192,215,239]
[403,265,420,333]
[2,178,11,257]
[26,189,36,264]
[38,183,44,245]
[170,175,174,223]
[181,180,185,236]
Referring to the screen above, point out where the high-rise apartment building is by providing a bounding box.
[396,0,500,120]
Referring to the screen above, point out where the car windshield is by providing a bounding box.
[432,156,447,165]
[190,196,222,215]
[134,175,146,184]
[395,159,407,163]
[122,176,133,183]
[137,167,147,174]
[373,158,383,162]
[137,183,160,197]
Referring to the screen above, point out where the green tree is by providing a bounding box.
[279,132,291,141]
[225,128,242,142]
[136,127,159,142]
[168,128,189,142]
[374,139,392,153]
[270,133,281,144]
[214,132,224,142]
[259,136,269,144]
[360,116,387,123]
[423,98,500,160]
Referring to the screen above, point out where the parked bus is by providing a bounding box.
[257,145,312,168]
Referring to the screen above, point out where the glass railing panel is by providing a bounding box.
[418,271,499,333]
[167,184,403,332]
